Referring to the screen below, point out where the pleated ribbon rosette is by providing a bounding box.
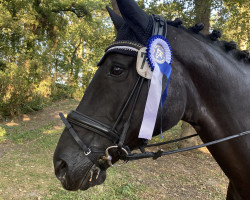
[138,35,172,140]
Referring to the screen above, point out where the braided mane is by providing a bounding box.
[167,18,250,65]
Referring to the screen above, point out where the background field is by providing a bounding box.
[0,99,228,200]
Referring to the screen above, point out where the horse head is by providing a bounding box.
[53,0,186,191]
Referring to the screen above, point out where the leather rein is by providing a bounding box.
[59,15,250,167]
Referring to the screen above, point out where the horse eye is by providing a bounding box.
[110,66,124,76]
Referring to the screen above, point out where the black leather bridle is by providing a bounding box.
[59,15,250,167]
[59,75,145,166]
[59,74,144,163]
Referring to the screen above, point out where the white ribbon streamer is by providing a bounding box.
[138,64,163,140]
[138,36,172,140]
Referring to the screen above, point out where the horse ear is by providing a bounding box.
[106,6,125,31]
[116,0,150,33]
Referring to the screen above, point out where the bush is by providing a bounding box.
[0,62,84,118]
[51,83,74,101]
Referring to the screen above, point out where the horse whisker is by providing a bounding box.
[95,167,101,180]
[89,168,94,182]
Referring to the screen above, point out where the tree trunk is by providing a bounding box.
[194,0,211,34]
[54,59,58,82]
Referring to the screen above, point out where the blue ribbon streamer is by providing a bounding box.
[158,62,172,138]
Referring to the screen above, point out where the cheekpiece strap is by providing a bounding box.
[59,113,90,154]
[152,14,167,38]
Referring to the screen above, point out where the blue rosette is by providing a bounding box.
[138,35,173,140]
[147,35,172,71]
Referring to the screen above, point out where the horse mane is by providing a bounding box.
[167,18,250,65]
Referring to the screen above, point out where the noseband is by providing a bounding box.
[59,15,250,167]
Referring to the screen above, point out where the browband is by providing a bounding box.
[105,41,144,52]
[97,41,144,66]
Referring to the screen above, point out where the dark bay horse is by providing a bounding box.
[53,0,250,199]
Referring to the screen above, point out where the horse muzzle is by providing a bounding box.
[54,156,107,191]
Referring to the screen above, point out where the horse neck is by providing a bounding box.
[167,25,250,141]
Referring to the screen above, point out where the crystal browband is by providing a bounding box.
[105,41,144,52]
[98,41,145,66]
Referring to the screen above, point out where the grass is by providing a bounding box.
[2,122,55,144]
[0,100,147,200]
[1,122,145,199]
[0,100,228,200]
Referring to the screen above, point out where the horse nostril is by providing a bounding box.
[55,160,68,181]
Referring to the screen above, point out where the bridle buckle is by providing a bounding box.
[84,148,91,156]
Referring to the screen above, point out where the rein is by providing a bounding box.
[126,130,250,161]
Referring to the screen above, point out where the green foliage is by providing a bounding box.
[0,0,114,117]
[140,0,195,27]
[211,0,249,49]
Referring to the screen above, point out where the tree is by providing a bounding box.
[0,0,114,117]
